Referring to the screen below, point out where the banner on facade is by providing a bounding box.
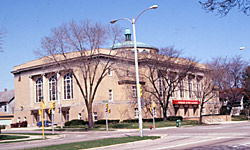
[172,100,200,105]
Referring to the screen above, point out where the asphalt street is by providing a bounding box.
[1,121,250,150]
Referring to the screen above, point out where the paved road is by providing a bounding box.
[1,121,250,150]
[95,122,250,150]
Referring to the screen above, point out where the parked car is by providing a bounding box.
[36,121,52,127]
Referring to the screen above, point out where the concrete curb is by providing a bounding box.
[85,134,166,150]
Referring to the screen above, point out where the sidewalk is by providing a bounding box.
[205,120,249,124]
[0,133,63,143]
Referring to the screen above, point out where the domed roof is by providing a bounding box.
[110,29,157,50]
[111,41,156,50]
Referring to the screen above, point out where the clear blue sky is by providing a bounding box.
[0,0,250,91]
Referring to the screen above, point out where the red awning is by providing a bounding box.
[172,100,200,105]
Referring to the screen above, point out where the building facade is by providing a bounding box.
[12,30,220,127]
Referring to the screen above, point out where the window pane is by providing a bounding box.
[36,78,43,102]
[64,73,73,99]
[49,75,57,101]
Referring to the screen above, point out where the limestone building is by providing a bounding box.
[12,29,220,127]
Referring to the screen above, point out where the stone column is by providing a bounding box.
[29,76,34,107]
[57,72,63,128]
[43,75,48,105]
[57,72,62,105]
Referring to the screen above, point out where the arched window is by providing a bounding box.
[36,78,43,102]
[180,80,184,98]
[49,75,57,101]
[64,73,73,99]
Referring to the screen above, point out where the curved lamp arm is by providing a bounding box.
[110,18,132,24]
[135,5,158,24]
[110,5,158,25]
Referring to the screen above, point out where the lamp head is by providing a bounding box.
[240,47,245,50]
[110,20,118,24]
[149,5,158,9]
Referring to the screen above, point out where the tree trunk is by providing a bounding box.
[199,104,204,124]
[199,114,203,124]
[87,105,94,129]
[228,106,232,115]
[163,107,167,121]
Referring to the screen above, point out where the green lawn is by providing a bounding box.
[35,120,200,132]
[2,133,57,136]
[27,136,160,150]
[63,120,199,130]
[0,134,29,141]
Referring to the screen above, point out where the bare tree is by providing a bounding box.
[200,0,250,16]
[195,70,217,124]
[209,55,248,115]
[141,46,198,121]
[0,28,6,52]
[37,20,122,128]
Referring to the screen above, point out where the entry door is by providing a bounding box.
[63,110,69,122]
[184,105,189,117]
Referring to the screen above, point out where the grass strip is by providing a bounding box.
[0,135,29,141]
[27,136,160,150]
[0,138,41,144]
[1,133,57,136]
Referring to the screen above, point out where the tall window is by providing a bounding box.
[197,81,201,98]
[109,89,113,101]
[49,75,57,101]
[180,80,184,98]
[132,86,137,97]
[64,73,73,99]
[170,75,175,97]
[188,79,192,98]
[36,78,43,102]
[158,76,163,97]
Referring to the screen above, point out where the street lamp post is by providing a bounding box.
[110,5,158,137]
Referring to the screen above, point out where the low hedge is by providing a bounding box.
[121,117,181,123]
[95,119,120,124]
[122,119,138,123]
[65,119,88,126]
[65,116,183,127]
[167,116,183,121]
